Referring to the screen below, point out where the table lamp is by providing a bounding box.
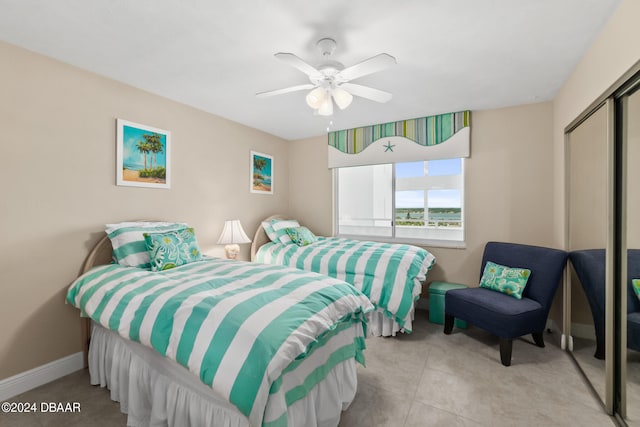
[217,219,251,259]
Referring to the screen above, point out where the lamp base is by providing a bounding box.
[224,244,240,260]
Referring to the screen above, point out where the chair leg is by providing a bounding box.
[443,314,454,334]
[594,337,605,360]
[594,344,605,360]
[499,339,512,366]
[532,332,545,348]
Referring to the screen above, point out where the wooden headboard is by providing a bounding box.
[76,232,115,368]
[250,214,289,261]
[81,233,114,273]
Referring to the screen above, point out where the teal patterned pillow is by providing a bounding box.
[633,279,640,301]
[285,226,317,246]
[143,227,202,271]
[479,261,531,299]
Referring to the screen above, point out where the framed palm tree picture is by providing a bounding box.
[116,119,171,189]
[250,151,273,194]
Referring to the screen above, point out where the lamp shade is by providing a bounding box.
[217,220,251,245]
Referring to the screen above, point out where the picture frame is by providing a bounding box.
[116,119,171,189]
[250,151,273,194]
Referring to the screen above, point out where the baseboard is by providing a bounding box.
[570,322,596,340]
[0,352,84,401]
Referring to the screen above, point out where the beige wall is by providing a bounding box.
[0,41,290,380]
[287,136,334,237]
[289,102,557,290]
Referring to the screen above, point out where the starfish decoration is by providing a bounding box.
[384,141,395,152]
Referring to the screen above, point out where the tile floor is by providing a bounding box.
[1,310,616,427]
[340,310,615,427]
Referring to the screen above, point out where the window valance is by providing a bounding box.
[328,111,470,168]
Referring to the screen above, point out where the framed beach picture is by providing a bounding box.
[250,151,273,194]
[116,119,171,189]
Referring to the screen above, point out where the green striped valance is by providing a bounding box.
[327,111,471,168]
[328,111,469,154]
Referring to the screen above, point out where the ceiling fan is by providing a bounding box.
[256,38,396,116]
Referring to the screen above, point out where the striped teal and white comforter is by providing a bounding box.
[66,258,373,426]
[255,237,436,332]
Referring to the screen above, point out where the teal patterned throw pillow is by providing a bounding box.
[144,227,203,271]
[479,261,531,299]
[285,226,317,246]
[632,279,640,301]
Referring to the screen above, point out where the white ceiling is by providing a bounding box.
[0,0,620,140]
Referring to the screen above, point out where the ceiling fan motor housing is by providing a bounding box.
[311,38,345,85]
[310,61,345,87]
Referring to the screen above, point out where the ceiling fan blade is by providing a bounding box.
[256,83,315,98]
[336,53,396,82]
[341,83,393,103]
[274,53,322,77]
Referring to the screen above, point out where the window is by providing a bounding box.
[336,158,464,246]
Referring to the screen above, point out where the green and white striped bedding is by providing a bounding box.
[255,237,436,332]
[66,258,373,426]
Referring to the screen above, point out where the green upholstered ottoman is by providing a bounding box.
[429,282,467,329]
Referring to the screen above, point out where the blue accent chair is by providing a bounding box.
[444,242,568,366]
[568,249,640,359]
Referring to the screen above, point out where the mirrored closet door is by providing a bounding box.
[566,66,640,425]
[567,101,613,411]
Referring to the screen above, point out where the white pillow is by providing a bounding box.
[262,219,300,244]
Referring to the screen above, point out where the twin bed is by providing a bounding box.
[67,220,435,426]
[251,215,436,337]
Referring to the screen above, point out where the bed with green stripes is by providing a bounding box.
[251,216,436,337]
[67,233,373,427]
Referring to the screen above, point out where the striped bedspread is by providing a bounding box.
[66,258,373,426]
[255,237,436,332]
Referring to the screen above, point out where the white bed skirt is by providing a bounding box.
[89,323,358,427]
[368,308,416,337]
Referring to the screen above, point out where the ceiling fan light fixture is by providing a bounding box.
[317,93,334,116]
[332,87,353,110]
[305,87,326,109]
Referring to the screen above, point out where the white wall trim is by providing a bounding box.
[0,352,84,401]
[570,322,597,340]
